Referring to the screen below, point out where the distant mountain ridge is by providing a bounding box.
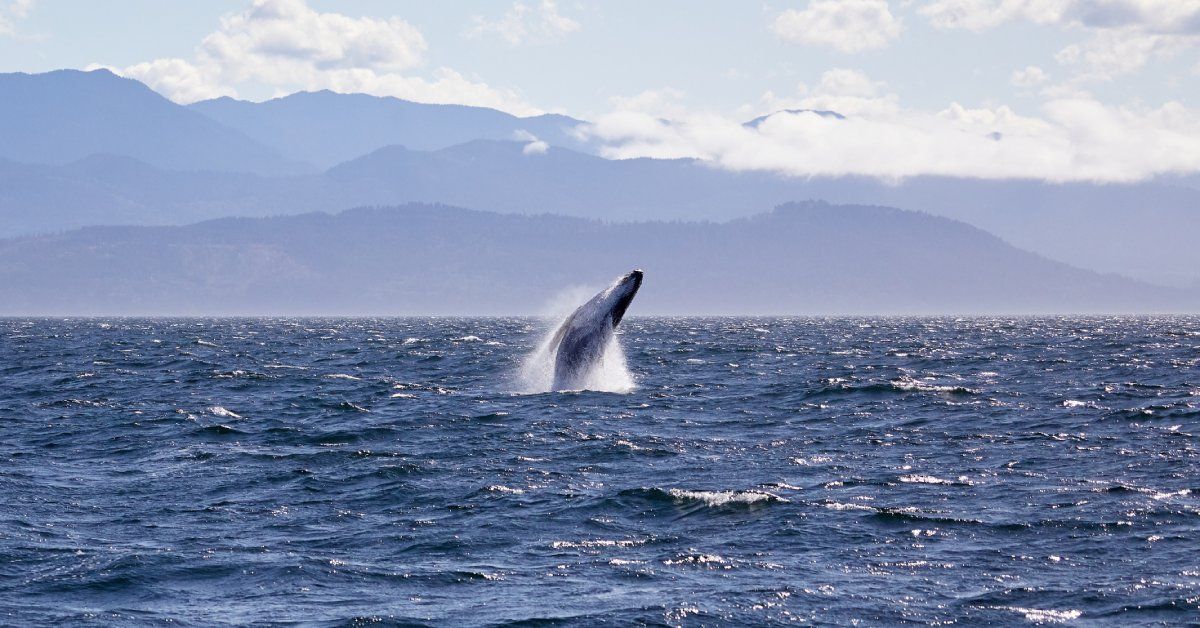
[188,90,595,168]
[3,138,1197,288]
[0,202,1192,315]
[0,69,307,175]
[2,68,1199,289]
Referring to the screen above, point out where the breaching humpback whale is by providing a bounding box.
[549,270,643,391]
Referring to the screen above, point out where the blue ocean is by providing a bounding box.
[2,317,1198,625]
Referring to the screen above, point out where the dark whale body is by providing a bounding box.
[549,270,643,391]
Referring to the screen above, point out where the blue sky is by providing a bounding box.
[2,0,1198,181]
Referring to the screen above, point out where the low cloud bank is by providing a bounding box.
[584,76,1200,183]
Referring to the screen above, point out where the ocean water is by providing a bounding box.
[1,317,1198,626]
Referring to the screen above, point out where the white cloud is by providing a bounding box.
[106,58,234,103]
[583,70,1200,183]
[104,0,540,115]
[1010,65,1050,86]
[771,0,903,53]
[919,0,1071,31]
[922,0,1200,33]
[1054,29,1188,81]
[0,0,35,36]
[920,0,1200,80]
[1068,0,1200,34]
[741,69,896,120]
[799,68,899,116]
[751,83,811,116]
[514,129,550,154]
[815,68,884,97]
[607,87,690,118]
[466,1,580,46]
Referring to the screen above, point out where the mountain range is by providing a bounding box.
[3,136,1196,289]
[0,202,1189,315]
[189,90,593,168]
[0,68,1197,310]
[0,69,306,175]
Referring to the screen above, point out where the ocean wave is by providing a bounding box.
[551,538,649,549]
[5,316,1199,625]
[899,474,972,486]
[663,553,730,567]
[484,485,525,495]
[666,489,787,507]
[988,606,1082,623]
[207,406,242,419]
[890,377,979,395]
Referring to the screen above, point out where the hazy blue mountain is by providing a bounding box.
[0,69,308,175]
[0,155,325,236]
[3,139,1198,288]
[323,140,789,219]
[0,202,1190,315]
[326,142,1200,288]
[189,90,594,168]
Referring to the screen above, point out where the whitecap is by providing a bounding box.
[899,474,957,485]
[208,406,242,419]
[551,538,647,549]
[825,502,874,511]
[668,488,786,506]
[663,553,727,566]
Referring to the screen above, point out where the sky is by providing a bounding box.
[2,0,1198,182]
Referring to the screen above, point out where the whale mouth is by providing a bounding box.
[610,269,643,328]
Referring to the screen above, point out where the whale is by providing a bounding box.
[549,269,643,391]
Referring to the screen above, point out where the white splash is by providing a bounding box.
[516,283,636,394]
[518,328,634,394]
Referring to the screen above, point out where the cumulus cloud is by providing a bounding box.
[466,1,580,45]
[797,68,898,116]
[582,70,1200,183]
[1010,65,1050,86]
[107,58,234,103]
[103,0,539,115]
[1054,29,1187,80]
[920,0,1200,80]
[919,0,1070,31]
[0,0,35,36]
[922,0,1200,33]
[771,0,903,52]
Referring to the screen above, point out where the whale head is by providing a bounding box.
[606,269,643,328]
